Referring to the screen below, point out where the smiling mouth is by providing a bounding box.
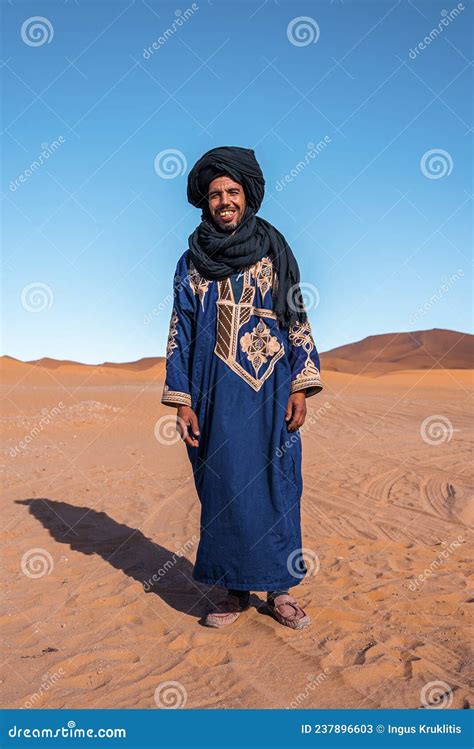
[217,209,237,221]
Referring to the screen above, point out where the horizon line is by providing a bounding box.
[2,327,472,368]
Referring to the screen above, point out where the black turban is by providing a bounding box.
[186,146,308,328]
[187,146,265,214]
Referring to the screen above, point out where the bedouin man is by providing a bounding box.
[161,146,323,629]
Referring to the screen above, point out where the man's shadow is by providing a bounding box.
[16,498,220,620]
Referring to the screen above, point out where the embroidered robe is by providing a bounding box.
[161,250,323,591]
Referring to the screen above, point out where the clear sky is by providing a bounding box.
[1,0,472,364]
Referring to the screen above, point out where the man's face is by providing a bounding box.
[208,176,246,231]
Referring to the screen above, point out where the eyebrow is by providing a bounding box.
[209,186,241,196]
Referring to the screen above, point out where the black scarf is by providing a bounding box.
[186,146,307,328]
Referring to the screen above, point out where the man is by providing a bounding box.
[161,146,323,630]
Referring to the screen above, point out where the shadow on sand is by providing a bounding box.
[15,498,229,621]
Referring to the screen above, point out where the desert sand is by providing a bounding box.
[1,332,473,710]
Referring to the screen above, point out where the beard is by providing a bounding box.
[212,215,242,233]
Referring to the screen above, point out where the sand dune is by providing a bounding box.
[321,328,473,375]
[20,356,166,373]
[0,353,472,710]
[0,356,166,386]
[9,328,472,378]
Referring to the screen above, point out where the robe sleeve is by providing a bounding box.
[287,320,323,398]
[161,253,196,408]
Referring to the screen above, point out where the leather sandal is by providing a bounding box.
[204,594,249,628]
[267,593,310,629]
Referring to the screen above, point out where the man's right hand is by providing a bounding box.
[176,405,200,447]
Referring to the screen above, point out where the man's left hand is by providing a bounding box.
[285,392,307,432]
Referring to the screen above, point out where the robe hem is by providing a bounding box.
[192,571,305,591]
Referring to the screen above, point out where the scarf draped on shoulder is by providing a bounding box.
[186,146,307,328]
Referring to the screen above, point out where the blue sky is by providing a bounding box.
[1,0,472,364]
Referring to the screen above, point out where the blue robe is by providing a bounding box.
[161,251,323,591]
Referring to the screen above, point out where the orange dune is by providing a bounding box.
[321,328,473,375]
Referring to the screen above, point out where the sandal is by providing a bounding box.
[267,593,310,629]
[204,594,249,628]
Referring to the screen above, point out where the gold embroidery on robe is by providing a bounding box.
[250,256,273,299]
[187,262,210,308]
[161,384,192,407]
[240,320,281,377]
[166,308,179,358]
[288,321,323,394]
[214,265,284,392]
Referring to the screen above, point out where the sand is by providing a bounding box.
[1,358,472,709]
